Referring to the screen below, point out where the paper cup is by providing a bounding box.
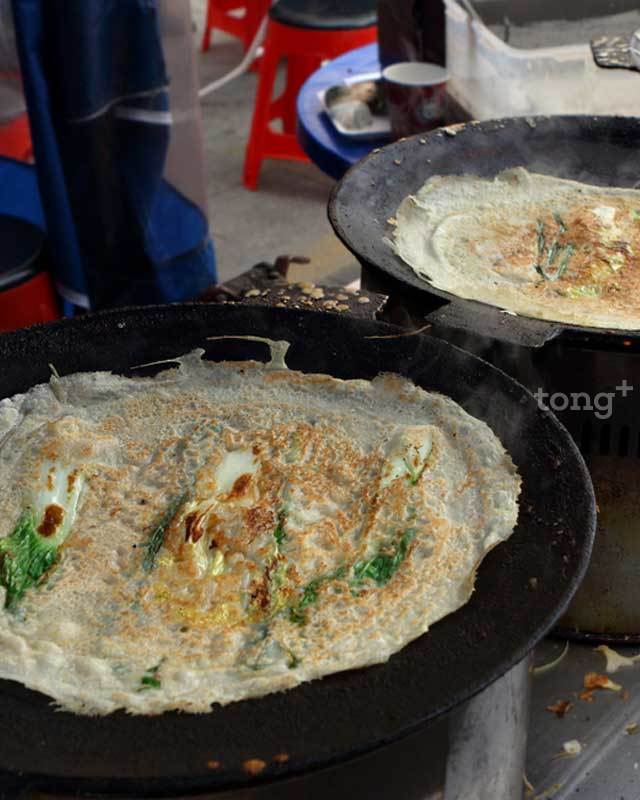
[383,62,449,139]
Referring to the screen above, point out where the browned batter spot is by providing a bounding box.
[228,473,251,499]
[37,504,64,537]
[206,759,221,769]
[41,442,59,461]
[273,753,290,764]
[249,575,270,610]
[66,470,79,494]
[244,504,275,540]
[488,203,640,319]
[184,512,203,543]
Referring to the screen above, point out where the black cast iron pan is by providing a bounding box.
[329,115,640,350]
[0,304,595,796]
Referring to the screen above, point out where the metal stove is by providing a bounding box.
[0,262,626,799]
[198,260,640,800]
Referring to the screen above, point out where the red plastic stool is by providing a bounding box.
[0,112,33,162]
[201,0,271,53]
[243,1,377,190]
[0,271,59,333]
[0,73,33,162]
[0,216,59,334]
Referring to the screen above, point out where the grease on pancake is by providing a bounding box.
[0,351,520,714]
[390,167,640,330]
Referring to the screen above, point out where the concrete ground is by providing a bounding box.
[192,1,359,286]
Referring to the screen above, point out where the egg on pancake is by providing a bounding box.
[0,349,520,714]
[390,167,640,330]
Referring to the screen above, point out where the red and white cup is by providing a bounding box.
[383,62,449,139]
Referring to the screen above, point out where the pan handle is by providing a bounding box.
[424,300,563,350]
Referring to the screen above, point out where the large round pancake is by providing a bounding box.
[391,167,640,330]
[0,350,520,714]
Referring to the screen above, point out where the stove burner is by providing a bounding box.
[199,256,387,320]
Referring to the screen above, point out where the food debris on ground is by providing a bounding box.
[579,689,595,703]
[301,286,325,299]
[546,699,572,718]
[625,722,639,736]
[533,641,569,675]
[534,783,564,799]
[561,739,582,757]
[583,672,622,692]
[552,742,581,761]
[595,645,640,674]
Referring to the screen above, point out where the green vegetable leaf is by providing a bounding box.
[352,528,417,588]
[534,217,575,281]
[404,457,426,485]
[0,464,86,609]
[545,240,559,269]
[138,659,164,691]
[273,508,287,549]
[536,219,546,257]
[249,555,290,622]
[556,243,575,280]
[289,565,348,625]
[249,507,291,621]
[0,511,57,609]
[566,284,601,298]
[552,212,567,233]
[288,607,306,625]
[142,493,187,572]
[140,674,162,690]
[285,647,300,669]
